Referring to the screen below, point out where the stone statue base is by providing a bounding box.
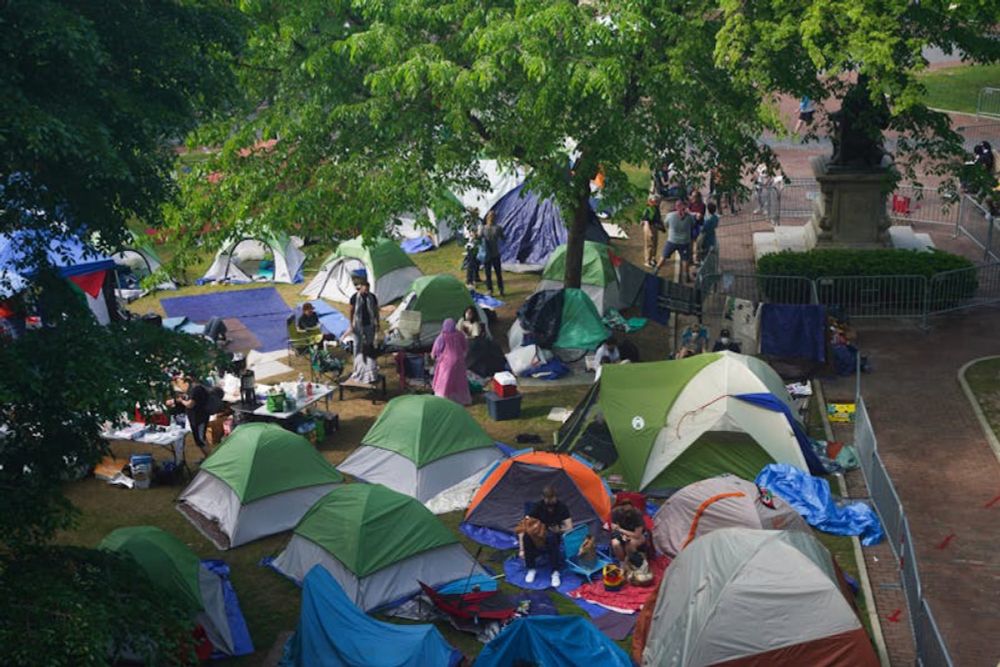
[809,156,892,247]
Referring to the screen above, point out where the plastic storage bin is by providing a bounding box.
[484,392,522,421]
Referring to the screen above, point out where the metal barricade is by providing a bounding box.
[868,451,905,548]
[814,274,929,320]
[708,272,816,305]
[977,86,1000,119]
[928,262,1000,315]
[886,186,961,228]
[915,599,955,667]
[854,396,877,482]
[954,195,997,261]
[899,519,922,630]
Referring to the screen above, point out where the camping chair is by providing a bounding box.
[286,314,323,362]
[394,351,431,392]
[418,582,516,634]
[562,524,612,580]
[310,345,346,385]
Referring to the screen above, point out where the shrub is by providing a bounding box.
[756,249,978,311]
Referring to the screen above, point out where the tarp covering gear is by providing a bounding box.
[755,463,885,546]
[302,236,422,305]
[759,303,827,363]
[640,528,878,667]
[598,352,813,491]
[651,474,810,557]
[270,484,488,611]
[490,184,609,271]
[387,274,490,347]
[281,565,461,667]
[514,288,609,353]
[475,616,632,667]
[463,451,612,545]
[200,233,305,284]
[337,394,502,502]
[177,423,343,549]
[537,241,621,313]
[100,526,253,657]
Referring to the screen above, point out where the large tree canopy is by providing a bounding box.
[0,0,243,248]
[715,0,1000,183]
[170,0,774,285]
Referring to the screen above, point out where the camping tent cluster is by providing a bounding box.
[201,233,306,285]
[303,236,422,305]
[386,274,490,347]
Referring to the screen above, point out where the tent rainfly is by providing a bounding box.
[337,394,502,503]
[640,528,879,667]
[386,274,489,347]
[282,565,461,667]
[537,241,620,314]
[651,474,810,558]
[598,352,824,491]
[177,423,343,550]
[508,288,609,356]
[302,236,422,305]
[476,616,632,667]
[99,526,253,657]
[200,233,305,284]
[270,484,488,611]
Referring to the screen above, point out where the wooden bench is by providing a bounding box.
[338,375,387,404]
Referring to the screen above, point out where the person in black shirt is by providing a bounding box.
[297,302,320,331]
[610,502,646,563]
[519,485,573,588]
[167,374,210,458]
[349,280,379,351]
[711,328,742,353]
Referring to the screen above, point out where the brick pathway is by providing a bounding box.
[823,309,1000,667]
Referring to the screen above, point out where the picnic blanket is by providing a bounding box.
[566,555,670,614]
[162,287,291,352]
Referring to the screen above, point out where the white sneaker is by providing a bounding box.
[525,568,536,584]
[551,571,561,588]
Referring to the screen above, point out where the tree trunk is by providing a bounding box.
[563,182,592,289]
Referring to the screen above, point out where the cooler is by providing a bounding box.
[485,392,522,421]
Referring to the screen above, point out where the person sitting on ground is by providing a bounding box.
[519,485,573,588]
[592,336,621,382]
[296,302,321,331]
[609,501,647,564]
[653,199,694,284]
[712,328,742,353]
[618,338,640,363]
[675,336,705,359]
[457,306,484,339]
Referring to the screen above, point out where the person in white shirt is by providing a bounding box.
[593,337,621,381]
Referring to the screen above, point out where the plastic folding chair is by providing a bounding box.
[562,524,612,580]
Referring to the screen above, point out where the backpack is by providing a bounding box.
[204,385,225,415]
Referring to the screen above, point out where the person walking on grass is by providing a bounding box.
[477,210,505,296]
[640,195,664,268]
[653,199,694,284]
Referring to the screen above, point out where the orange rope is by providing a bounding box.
[673,394,736,438]
[681,492,746,549]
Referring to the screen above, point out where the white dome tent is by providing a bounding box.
[200,233,306,284]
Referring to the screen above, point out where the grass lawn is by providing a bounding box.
[918,63,1000,114]
[58,164,873,663]
[961,356,1000,435]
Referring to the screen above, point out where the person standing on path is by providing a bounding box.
[793,96,816,137]
[640,195,664,268]
[349,280,379,352]
[478,210,505,296]
[699,201,720,264]
[653,199,694,284]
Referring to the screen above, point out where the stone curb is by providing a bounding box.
[957,355,1000,466]
[814,380,891,667]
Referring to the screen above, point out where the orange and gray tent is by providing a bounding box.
[651,474,809,558]
[462,451,612,547]
[639,528,878,667]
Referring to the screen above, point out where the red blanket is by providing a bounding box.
[567,555,670,613]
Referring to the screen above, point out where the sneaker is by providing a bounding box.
[550,571,561,588]
[525,568,537,584]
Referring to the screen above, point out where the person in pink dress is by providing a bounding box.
[431,318,471,405]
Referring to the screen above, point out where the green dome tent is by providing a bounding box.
[594,352,814,491]
[111,230,176,298]
[337,394,502,503]
[177,423,343,549]
[386,274,489,346]
[537,241,621,313]
[100,526,253,657]
[270,484,487,611]
[508,288,610,358]
[302,236,422,305]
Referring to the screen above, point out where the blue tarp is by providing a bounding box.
[459,522,518,550]
[161,287,292,352]
[301,300,350,338]
[0,230,114,287]
[735,393,826,475]
[471,290,504,310]
[755,463,885,546]
[475,616,633,667]
[641,274,670,325]
[759,304,827,362]
[491,184,609,267]
[201,560,254,658]
[281,566,461,667]
[401,236,435,254]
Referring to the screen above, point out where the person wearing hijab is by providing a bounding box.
[431,318,471,405]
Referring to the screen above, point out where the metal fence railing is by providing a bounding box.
[954,195,999,261]
[854,396,954,666]
[814,274,929,320]
[977,86,1000,119]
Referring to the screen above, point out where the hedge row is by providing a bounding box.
[757,248,974,279]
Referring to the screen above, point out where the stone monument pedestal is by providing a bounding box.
[809,155,891,247]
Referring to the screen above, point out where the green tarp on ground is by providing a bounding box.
[362,394,493,467]
[542,241,616,287]
[201,423,343,503]
[598,355,721,488]
[100,526,203,613]
[408,274,473,324]
[331,236,416,278]
[294,484,457,577]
